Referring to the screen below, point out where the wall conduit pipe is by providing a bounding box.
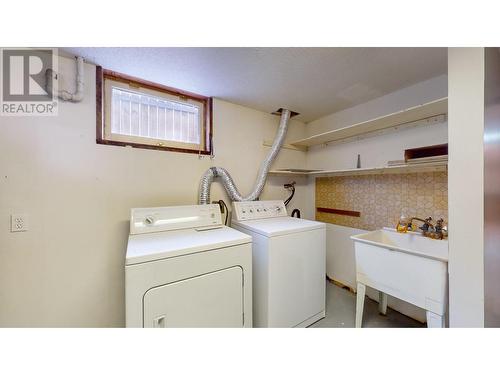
[46,56,84,102]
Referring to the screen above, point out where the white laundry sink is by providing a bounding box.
[351,228,448,328]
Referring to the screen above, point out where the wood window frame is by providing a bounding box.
[96,66,213,155]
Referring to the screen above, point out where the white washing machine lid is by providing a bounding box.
[126,225,251,265]
[232,217,325,237]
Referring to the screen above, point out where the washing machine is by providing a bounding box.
[231,200,326,327]
[125,204,252,328]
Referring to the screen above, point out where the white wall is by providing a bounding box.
[306,74,448,170]
[448,48,485,327]
[0,56,307,327]
[303,75,449,322]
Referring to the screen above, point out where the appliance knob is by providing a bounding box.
[276,206,281,212]
[145,216,155,225]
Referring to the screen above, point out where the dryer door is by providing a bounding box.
[143,266,244,327]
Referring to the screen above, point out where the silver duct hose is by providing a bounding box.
[199,109,291,204]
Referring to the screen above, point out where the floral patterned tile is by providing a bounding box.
[315,172,448,231]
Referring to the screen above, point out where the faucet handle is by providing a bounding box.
[442,225,448,238]
[435,218,444,228]
[418,217,432,232]
[433,218,448,239]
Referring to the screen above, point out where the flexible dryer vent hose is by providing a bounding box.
[198,109,291,204]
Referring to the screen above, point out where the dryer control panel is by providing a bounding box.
[232,200,287,221]
[130,204,222,235]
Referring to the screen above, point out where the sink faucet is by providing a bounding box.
[409,216,434,232]
[398,216,448,240]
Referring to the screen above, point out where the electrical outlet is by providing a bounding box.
[11,214,28,232]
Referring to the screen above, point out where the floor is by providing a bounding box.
[310,281,425,328]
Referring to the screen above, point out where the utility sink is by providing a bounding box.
[351,228,448,328]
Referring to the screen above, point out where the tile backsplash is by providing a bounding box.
[315,172,448,231]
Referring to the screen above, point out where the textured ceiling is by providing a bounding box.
[63,47,447,123]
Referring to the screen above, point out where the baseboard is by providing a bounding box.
[326,275,356,294]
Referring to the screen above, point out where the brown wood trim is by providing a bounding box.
[326,275,355,294]
[103,69,209,102]
[316,207,361,217]
[96,65,104,144]
[96,138,211,155]
[96,67,213,155]
[208,97,213,156]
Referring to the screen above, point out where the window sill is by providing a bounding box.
[96,138,211,155]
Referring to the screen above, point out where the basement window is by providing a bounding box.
[97,68,212,154]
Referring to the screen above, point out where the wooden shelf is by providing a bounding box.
[290,97,448,148]
[269,161,447,177]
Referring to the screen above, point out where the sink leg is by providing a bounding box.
[426,311,445,328]
[355,282,366,328]
[378,291,388,316]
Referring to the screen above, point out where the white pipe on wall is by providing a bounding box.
[46,56,84,102]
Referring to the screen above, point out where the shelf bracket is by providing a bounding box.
[262,140,307,152]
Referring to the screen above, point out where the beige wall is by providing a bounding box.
[448,47,485,327]
[0,56,307,327]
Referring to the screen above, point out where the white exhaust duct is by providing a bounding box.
[198,108,291,204]
[46,56,84,102]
